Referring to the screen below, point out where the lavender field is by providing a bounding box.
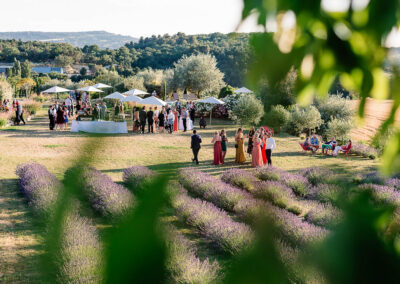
[13,161,400,283]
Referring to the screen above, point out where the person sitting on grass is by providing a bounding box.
[322,136,337,155]
[331,139,352,156]
[199,116,207,129]
[310,134,319,153]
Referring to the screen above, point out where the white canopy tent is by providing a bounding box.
[77,86,104,93]
[123,89,149,96]
[196,97,225,125]
[122,94,143,103]
[234,87,253,94]
[92,83,112,89]
[104,92,125,100]
[42,86,72,99]
[141,96,166,106]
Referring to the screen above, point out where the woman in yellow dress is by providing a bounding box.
[235,128,246,163]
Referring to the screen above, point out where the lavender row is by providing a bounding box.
[123,165,155,193]
[57,206,103,283]
[16,163,62,217]
[356,171,400,191]
[173,191,254,255]
[79,167,135,219]
[221,169,341,228]
[358,184,400,206]
[179,168,328,247]
[350,142,379,159]
[164,225,220,284]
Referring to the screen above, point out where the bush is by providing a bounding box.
[218,85,235,99]
[23,100,42,115]
[298,168,337,186]
[231,94,264,126]
[351,142,379,159]
[287,105,323,136]
[0,117,7,128]
[123,166,155,194]
[314,94,353,127]
[267,105,290,133]
[0,78,13,101]
[325,118,353,143]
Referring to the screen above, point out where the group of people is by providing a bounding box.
[191,126,276,167]
[48,102,70,130]
[303,135,352,156]
[1,99,26,125]
[132,99,197,134]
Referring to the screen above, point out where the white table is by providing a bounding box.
[70,120,128,134]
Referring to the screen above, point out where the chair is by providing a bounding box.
[342,144,352,155]
[299,142,319,153]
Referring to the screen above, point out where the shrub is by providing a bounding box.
[218,85,235,99]
[78,167,135,219]
[307,184,342,204]
[0,78,13,101]
[358,184,400,206]
[280,173,311,197]
[221,169,258,193]
[325,118,353,143]
[253,167,282,182]
[0,117,8,128]
[267,105,290,133]
[254,181,295,209]
[123,166,155,194]
[231,94,264,126]
[298,168,337,186]
[23,100,42,115]
[287,105,323,136]
[16,163,61,217]
[350,142,379,159]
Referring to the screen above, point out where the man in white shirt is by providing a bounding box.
[65,96,72,117]
[265,133,276,166]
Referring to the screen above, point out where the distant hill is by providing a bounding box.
[0,31,138,49]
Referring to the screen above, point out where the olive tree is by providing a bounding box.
[172,54,225,98]
[289,105,323,136]
[231,94,264,126]
[326,118,353,143]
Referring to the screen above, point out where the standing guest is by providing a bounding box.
[55,104,65,131]
[211,131,224,165]
[322,136,337,155]
[167,111,175,134]
[166,104,171,114]
[181,107,188,132]
[133,107,140,132]
[63,106,69,130]
[189,105,196,124]
[139,107,147,134]
[100,102,107,120]
[221,129,228,161]
[175,99,182,117]
[173,108,179,132]
[55,101,60,111]
[65,96,72,117]
[75,92,81,102]
[199,116,207,129]
[17,102,25,125]
[265,132,276,166]
[247,126,255,156]
[154,106,159,130]
[261,130,267,165]
[12,100,16,110]
[14,101,20,125]
[147,107,154,133]
[191,129,202,165]
[235,128,246,164]
[92,104,100,120]
[76,100,81,115]
[158,110,165,133]
[252,133,264,167]
[48,105,56,130]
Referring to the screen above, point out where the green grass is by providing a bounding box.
[0,108,379,282]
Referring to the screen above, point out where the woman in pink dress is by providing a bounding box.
[211,131,223,165]
[252,134,264,167]
[173,109,179,132]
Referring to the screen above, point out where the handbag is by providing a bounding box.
[235,144,238,148]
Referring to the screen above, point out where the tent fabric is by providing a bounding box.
[122,89,149,96]
[104,92,125,100]
[234,87,253,94]
[92,83,112,89]
[122,94,143,102]
[196,97,225,104]
[42,86,71,93]
[77,86,104,92]
[141,96,167,106]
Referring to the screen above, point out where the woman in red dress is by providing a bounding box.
[173,108,179,132]
[261,134,267,165]
[211,131,223,165]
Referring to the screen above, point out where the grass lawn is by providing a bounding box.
[0,108,379,281]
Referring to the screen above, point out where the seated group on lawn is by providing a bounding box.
[301,135,352,156]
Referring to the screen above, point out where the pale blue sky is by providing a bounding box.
[0,0,260,37]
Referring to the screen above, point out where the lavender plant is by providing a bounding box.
[280,173,311,197]
[350,142,379,159]
[253,166,282,182]
[358,184,400,207]
[221,168,259,193]
[16,163,61,217]
[123,165,155,193]
[307,184,343,204]
[298,168,338,186]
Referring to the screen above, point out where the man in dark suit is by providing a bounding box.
[139,107,147,134]
[191,129,202,165]
[48,105,56,130]
[147,107,154,133]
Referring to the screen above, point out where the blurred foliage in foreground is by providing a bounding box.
[240,0,400,174]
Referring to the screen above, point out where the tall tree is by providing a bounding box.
[12,58,21,77]
[21,60,31,78]
[172,54,225,97]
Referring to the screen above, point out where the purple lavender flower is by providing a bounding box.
[123,165,155,192]
[385,178,400,190]
[254,181,295,210]
[307,184,342,204]
[253,167,282,182]
[80,167,135,219]
[350,142,379,159]
[221,168,258,193]
[298,168,337,186]
[358,184,400,206]
[16,163,61,217]
[280,173,311,197]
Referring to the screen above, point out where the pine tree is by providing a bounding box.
[21,60,31,78]
[12,58,21,77]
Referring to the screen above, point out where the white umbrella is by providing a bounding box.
[92,83,112,89]
[141,96,166,106]
[77,86,104,93]
[234,87,253,94]
[196,97,225,124]
[122,94,143,102]
[122,89,149,96]
[104,92,125,100]
[42,86,71,93]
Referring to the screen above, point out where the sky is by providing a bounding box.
[0,0,261,38]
